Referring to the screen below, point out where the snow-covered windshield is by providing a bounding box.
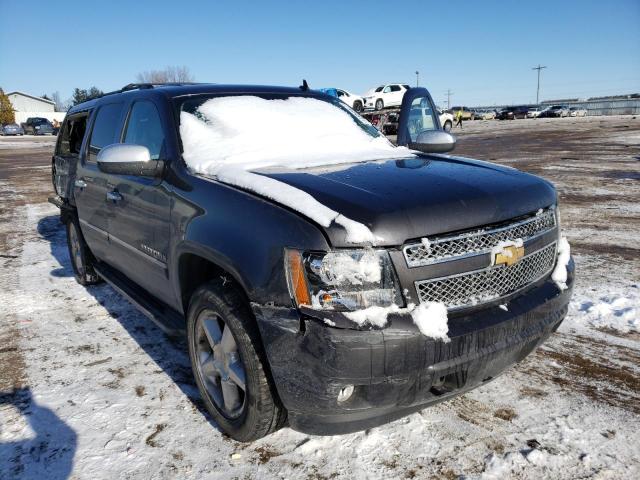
[178,94,412,172]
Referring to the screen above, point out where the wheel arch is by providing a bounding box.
[176,248,253,318]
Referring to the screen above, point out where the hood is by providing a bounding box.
[259,155,557,247]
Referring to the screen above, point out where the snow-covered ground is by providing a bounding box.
[1,116,639,479]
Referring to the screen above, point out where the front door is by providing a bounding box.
[105,99,172,302]
[396,88,441,147]
[74,102,125,262]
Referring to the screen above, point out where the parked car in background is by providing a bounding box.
[451,106,474,120]
[473,110,496,120]
[336,89,364,112]
[496,108,514,120]
[569,107,587,117]
[438,109,454,131]
[527,107,543,118]
[21,117,55,135]
[497,106,529,120]
[539,105,569,118]
[1,123,25,136]
[363,84,411,110]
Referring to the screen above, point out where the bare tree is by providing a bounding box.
[136,66,195,84]
[51,91,67,112]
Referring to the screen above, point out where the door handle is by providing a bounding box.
[74,179,87,189]
[106,190,122,202]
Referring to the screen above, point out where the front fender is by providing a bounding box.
[169,174,331,309]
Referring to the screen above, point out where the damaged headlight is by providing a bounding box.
[285,249,403,311]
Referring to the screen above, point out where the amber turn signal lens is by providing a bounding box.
[285,249,311,306]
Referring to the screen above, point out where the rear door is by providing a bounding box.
[52,112,89,200]
[105,99,172,301]
[74,102,125,262]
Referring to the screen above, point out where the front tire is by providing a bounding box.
[375,99,384,111]
[187,280,285,442]
[66,216,101,285]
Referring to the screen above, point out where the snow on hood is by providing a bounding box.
[180,96,414,244]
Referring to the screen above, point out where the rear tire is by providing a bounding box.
[187,280,285,442]
[443,120,452,132]
[66,216,101,285]
[353,101,363,112]
[375,99,384,111]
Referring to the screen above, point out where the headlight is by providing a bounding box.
[35,126,41,129]
[285,249,402,311]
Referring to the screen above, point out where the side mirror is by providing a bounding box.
[409,130,456,154]
[97,144,164,177]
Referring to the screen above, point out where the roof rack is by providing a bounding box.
[100,82,202,98]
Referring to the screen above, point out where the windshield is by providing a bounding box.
[177,94,411,173]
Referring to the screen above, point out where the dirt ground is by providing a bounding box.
[0,117,639,479]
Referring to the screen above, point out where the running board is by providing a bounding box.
[94,263,185,337]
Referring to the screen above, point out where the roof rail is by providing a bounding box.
[100,82,202,99]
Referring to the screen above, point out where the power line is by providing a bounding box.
[532,64,547,104]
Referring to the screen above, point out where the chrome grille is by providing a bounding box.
[404,208,556,267]
[415,242,557,310]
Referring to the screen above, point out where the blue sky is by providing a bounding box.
[1,0,638,107]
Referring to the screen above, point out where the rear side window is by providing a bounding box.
[57,114,88,156]
[88,103,124,162]
[389,85,401,92]
[123,101,165,160]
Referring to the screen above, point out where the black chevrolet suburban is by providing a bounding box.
[50,83,574,441]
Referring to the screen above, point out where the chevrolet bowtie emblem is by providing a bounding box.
[494,245,525,267]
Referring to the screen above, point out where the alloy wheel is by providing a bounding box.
[69,223,84,275]
[195,312,247,419]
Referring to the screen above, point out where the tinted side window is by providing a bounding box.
[408,97,437,142]
[57,114,88,156]
[123,101,165,160]
[88,103,124,162]
[390,85,401,92]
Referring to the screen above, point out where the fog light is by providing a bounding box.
[337,385,355,403]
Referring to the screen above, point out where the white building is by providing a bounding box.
[7,91,66,124]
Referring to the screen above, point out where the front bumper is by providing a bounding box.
[253,259,574,435]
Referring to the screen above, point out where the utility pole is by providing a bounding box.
[445,89,453,109]
[415,71,419,87]
[532,64,547,104]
